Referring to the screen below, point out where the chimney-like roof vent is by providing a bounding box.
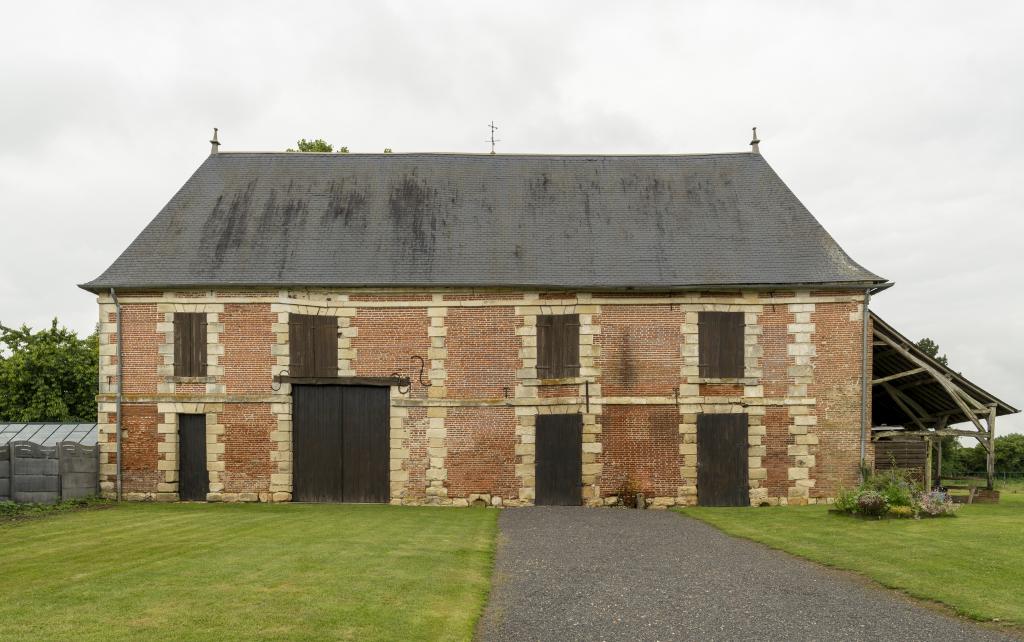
[750,126,761,154]
[209,128,220,155]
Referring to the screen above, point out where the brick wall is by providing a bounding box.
[222,403,276,494]
[120,404,159,492]
[596,305,681,396]
[445,407,517,498]
[599,405,682,497]
[812,300,868,496]
[222,304,276,395]
[120,305,161,395]
[352,307,431,398]
[97,289,868,506]
[446,307,518,399]
[764,406,791,498]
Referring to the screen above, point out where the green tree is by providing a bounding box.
[286,139,348,153]
[915,337,948,366]
[0,320,98,422]
[994,434,1024,473]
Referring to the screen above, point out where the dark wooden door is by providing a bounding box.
[293,385,345,502]
[696,413,749,507]
[341,386,390,503]
[535,414,582,506]
[292,384,389,503]
[178,414,208,501]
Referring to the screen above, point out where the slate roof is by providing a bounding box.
[81,151,884,292]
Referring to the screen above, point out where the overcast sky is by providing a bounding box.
[1,1,1020,435]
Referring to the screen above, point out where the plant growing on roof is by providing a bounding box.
[286,138,349,153]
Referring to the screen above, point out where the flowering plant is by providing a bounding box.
[917,490,960,517]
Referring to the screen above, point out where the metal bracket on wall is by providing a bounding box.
[410,355,431,387]
[389,355,430,395]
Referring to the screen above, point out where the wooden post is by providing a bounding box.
[924,437,933,490]
[986,406,997,490]
[936,439,942,486]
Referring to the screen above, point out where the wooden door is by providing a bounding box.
[293,385,345,502]
[178,414,209,501]
[292,385,389,503]
[340,386,389,503]
[535,414,582,506]
[696,413,749,506]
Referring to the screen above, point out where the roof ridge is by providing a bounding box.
[212,151,760,158]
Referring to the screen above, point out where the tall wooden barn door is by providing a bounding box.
[535,414,583,506]
[178,414,209,501]
[340,387,389,503]
[292,385,389,503]
[696,413,749,507]
[293,385,345,502]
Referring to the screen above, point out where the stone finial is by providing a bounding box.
[750,127,761,154]
[210,128,220,155]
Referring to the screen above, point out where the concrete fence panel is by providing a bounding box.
[11,441,59,504]
[58,442,99,500]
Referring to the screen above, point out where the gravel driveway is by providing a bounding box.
[476,507,1015,642]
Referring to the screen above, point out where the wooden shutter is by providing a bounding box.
[698,311,744,378]
[173,313,207,377]
[289,315,313,377]
[194,313,208,376]
[536,315,554,377]
[537,314,580,379]
[289,314,337,378]
[173,314,187,376]
[314,316,338,377]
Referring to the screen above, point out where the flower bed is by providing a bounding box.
[831,468,960,520]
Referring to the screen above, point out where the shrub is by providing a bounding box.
[833,488,858,514]
[617,477,641,508]
[0,497,109,519]
[856,491,888,517]
[881,483,915,507]
[917,491,960,517]
[888,505,915,519]
[863,467,921,506]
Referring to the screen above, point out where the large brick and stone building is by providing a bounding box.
[82,141,899,507]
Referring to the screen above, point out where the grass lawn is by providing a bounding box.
[0,503,497,641]
[681,492,1024,627]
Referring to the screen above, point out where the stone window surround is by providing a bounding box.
[155,304,225,395]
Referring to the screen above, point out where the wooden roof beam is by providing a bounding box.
[872,367,926,386]
[880,382,928,431]
[873,330,989,436]
[873,428,990,440]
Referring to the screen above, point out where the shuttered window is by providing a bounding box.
[173,313,207,377]
[537,314,580,379]
[698,311,745,378]
[289,314,338,378]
